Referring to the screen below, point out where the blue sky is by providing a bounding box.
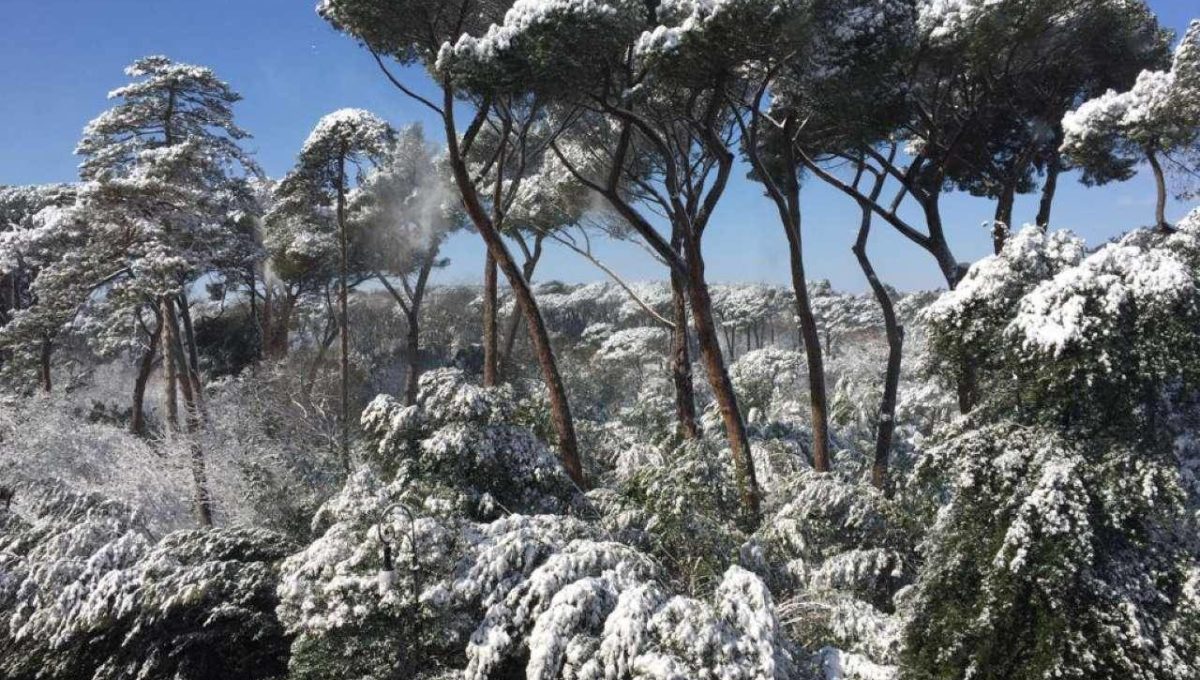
[1,0,1196,292]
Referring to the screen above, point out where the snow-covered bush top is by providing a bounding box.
[360,368,580,517]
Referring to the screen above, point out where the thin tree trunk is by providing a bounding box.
[38,334,52,393]
[1036,154,1061,228]
[500,249,540,378]
[162,306,179,432]
[163,296,213,527]
[336,152,351,471]
[782,213,832,472]
[482,251,499,387]
[1147,148,1169,231]
[130,310,162,437]
[443,100,584,489]
[852,175,903,490]
[669,236,699,441]
[175,293,204,414]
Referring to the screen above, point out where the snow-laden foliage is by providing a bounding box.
[902,421,1200,680]
[730,347,805,417]
[1062,20,1200,199]
[359,367,581,516]
[279,466,801,680]
[0,483,293,680]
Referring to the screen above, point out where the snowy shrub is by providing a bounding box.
[278,466,800,679]
[902,421,1200,680]
[730,347,805,417]
[359,367,581,518]
[0,483,293,680]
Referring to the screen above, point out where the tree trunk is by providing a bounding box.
[175,293,204,414]
[38,334,52,393]
[500,250,540,377]
[403,250,437,407]
[669,240,699,441]
[1036,154,1061,228]
[443,100,584,489]
[679,224,761,523]
[992,180,1015,255]
[781,208,832,473]
[482,251,500,387]
[130,311,162,437]
[1147,148,1169,231]
[163,296,213,527]
[162,308,179,432]
[852,200,903,491]
[336,152,351,471]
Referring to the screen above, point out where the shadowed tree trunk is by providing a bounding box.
[130,308,162,437]
[482,251,499,387]
[851,168,903,491]
[336,150,351,471]
[175,292,204,415]
[1147,148,1170,231]
[162,295,213,527]
[500,234,544,379]
[670,232,699,441]
[38,334,52,393]
[1036,153,1061,228]
[993,178,1016,254]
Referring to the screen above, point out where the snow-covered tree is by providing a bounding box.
[351,124,465,404]
[0,483,293,680]
[275,108,395,466]
[1062,19,1200,230]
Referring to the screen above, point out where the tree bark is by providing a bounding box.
[852,187,903,491]
[1147,148,1169,231]
[38,334,52,393]
[163,296,213,527]
[403,250,436,406]
[442,94,584,489]
[669,234,699,441]
[780,205,832,472]
[992,180,1015,255]
[130,310,162,437]
[500,243,542,378]
[336,151,351,471]
[1035,154,1061,228]
[162,307,179,432]
[679,221,761,521]
[482,251,499,387]
[175,293,204,414]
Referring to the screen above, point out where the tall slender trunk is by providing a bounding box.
[175,293,204,414]
[680,223,761,522]
[163,296,213,527]
[781,210,831,472]
[162,310,179,432]
[1036,154,1061,228]
[38,334,52,393]
[669,234,699,441]
[852,183,903,490]
[130,311,162,437]
[443,97,584,489]
[336,151,351,471]
[1147,148,1169,231]
[482,251,499,387]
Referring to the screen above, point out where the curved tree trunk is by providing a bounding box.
[482,251,499,387]
[403,250,437,406]
[992,179,1016,255]
[852,189,903,491]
